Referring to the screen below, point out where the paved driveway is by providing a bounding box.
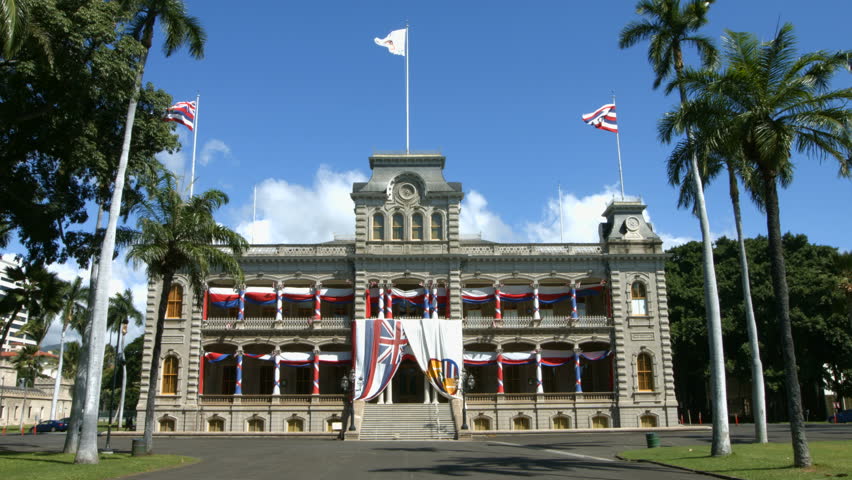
[2,424,850,479]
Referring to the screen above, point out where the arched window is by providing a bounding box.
[592,415,609,429]
[431,213,443,240]
[552,416,571,429]
[159,418,175,432]
[392,213,404,240]
[411,213,424,240]
[166,285,183,319]
[287,418,304,432]
[640,414,658,427]
[161,356,178,395]
[208,418,225,432]
[630,281,647,315]
[473,417,491,431]
[512,416,531,430]
[637,352,654,392]
[247,417,265,432]
[372,213,384,240]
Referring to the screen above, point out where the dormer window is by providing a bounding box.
[412,213,424,240]
[392,213,404,240]
[431,213,443,240]
[372,213,384,240]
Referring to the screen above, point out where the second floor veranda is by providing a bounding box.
[200,278,614,333]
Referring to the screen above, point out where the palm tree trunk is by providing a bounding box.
[75,47,149,464]
[116,329,127,428]
[64,206,102,453]
[143,274,173,454]
[763,173,811,467]
[49,324,66,419]
[678,84,731,456]
[728,167,767,443]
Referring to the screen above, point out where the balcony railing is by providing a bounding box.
[466,392,614,404]
[199,394,346,405]
[202,317,351,331]
[463,315,612,329]
[460,244,602,256]
[201,315,611,332]
[218,245,355,257]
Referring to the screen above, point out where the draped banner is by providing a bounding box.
[354,319,409,401]
[353,319,463,401]
[399,319,463,399]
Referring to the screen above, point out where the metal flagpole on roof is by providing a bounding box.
[558,183,564,243]
[251,185,257,244]
[189,93,200,198]
[612,94,625,200]
[405,23,410,154]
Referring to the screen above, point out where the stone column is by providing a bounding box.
[313,283,322,324]
[496,349,504,394]
[312,349,320,395]
[423,376,431,404]
[235,349,243,395]
[273,350,281,395]
[378,284,385,320]
[431,281,439,320]
[535,347,544,394]
[385,283,393,319]
[275,282,283,321]
[532,283,541,321]
[574,349,583,393]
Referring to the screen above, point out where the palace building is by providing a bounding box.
[138,153,678,438]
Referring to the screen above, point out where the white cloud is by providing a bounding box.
[235,165,368,244]
[459,190,515,242]
[42,255,149,346]
[200,139,231,166]
[524,185,623,243]
[157,149,186,177]
[660,234,695,250]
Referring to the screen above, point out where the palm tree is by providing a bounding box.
[619,0,731,456]
[126,176,246,454]
[661,25,851,467]
[12,345,45,387]
[76,0,205,464]
[0,0,28,58]
[50,277,88,420]
[107,289,143,426]
[0,263,61,350]
[664,129,768,443]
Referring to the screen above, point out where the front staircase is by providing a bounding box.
[359,403,457,440]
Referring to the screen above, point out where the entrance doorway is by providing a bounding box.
[393,360,424,403]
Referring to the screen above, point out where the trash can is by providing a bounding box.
[645,432,660,448]
[131,439,147,456]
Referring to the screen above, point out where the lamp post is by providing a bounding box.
[103,318,128,454]
[340,370,357,432]
[460,370,476,430]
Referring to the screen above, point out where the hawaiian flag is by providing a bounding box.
[354,319,409,401]
[582,103,618,133]
[164,101,196,130]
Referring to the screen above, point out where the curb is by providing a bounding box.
[615,455,744,480]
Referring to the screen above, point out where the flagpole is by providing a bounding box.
[189,93,200,198]
[557,183,564,243]
[251,184,257,244]
[612,94,625,200]
[405,23,410,154]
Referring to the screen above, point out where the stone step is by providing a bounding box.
[360,403,456,441]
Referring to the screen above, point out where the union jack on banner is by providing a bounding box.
[581,103,618,133]
[164,101,196,130]
[354,319,410,401]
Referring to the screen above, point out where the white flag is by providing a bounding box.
[374,28,406,56]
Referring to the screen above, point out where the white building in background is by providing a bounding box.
[0,256,36,352]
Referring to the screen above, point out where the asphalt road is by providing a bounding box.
[2,424,850,479]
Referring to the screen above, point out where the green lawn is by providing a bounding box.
[621,440,852,480]
[0,451,197,480]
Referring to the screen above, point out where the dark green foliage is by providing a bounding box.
[0,0,179,265]
[667,235,852,420]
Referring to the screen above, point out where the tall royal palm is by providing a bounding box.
[50,276,87,420]
[107,289,143,426]
[127,177,246,454]
[619,0,731,455]
[665,25,851,467]
[76,0,205,464]
[663,128,768,443]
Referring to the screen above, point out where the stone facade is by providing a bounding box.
[139,153,678,435]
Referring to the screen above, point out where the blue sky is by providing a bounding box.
[12,0,852,344]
